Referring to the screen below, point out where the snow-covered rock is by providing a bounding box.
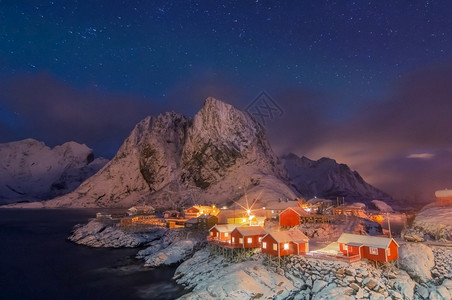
[411,203,452,241]
[281,153,392,205]
[0,139,107,204]
[68,219,164,248]
[29,97,296,209]
[175,249,294,300]
[399,244,435,283]
[144,240,195,267]
[312,284,354,300]
[392,270,415,300]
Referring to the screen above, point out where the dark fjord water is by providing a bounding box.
[0,209,185,300]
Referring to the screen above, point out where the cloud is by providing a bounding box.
[265,63,452,203]
[0,72,162,157]
[406,153,435,159]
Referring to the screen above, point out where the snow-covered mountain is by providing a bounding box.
[282,153,392,205]
[0,139,108,204]
[36,97,296,208]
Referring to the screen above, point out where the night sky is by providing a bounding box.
[1,1,452,203]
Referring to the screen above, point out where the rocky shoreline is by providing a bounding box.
[174,244,452,300]
[68,219,452,299]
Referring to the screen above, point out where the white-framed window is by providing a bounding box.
[386,248,391,256]
[239,238,243,244]
[216,232,219,237]
[262,242,267,249]
[247,237,252,244]
[232,237,235,243]
[224,232,229,237]
[284,243,289,250]
[273,243,277,251]
[343,245,348,251]
[258,237,262,243]
[369,247,378,255]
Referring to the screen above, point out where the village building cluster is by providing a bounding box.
[96,195,408,267]
[204,197,401,267]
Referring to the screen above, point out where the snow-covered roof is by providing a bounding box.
[265,229,309,243]
[337,233,398,249]
[435,189,452,198]
[284,207,310,217]
[233,226,267,236]
[128,205,154,211]
[370,200,394,213]
[306,198,333,205]
[209,224,237,232]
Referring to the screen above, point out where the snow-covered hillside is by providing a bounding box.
[27,98,295,209]
[0,139,107,204]
[282,153,392,205]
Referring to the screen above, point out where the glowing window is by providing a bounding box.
[262,242,267,249]
[210,232,213,236]
[232,237,235,243]
[239,238,243,244]
[370,247,378,255]
[343,245,348,251]
[247,237,252,244]
[258,237,262,243]
[284,243,289,250]
[216,232,219,237]
[273,243,277,251]
[224,232,229,237]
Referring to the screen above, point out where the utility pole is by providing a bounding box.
[387,213,392,238]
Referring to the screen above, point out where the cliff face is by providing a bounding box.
[0,139,107,204]
[281,153,392,204]
[38,97,294,208]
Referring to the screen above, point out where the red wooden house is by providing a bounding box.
[185,205,219,219]
[337,233,399,263]
[279,207,311,227]
[261,229,309,257]
[230,226,267,248]
[208,224,237,243]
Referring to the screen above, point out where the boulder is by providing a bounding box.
[363,278,378,290]
[398,243,434,283]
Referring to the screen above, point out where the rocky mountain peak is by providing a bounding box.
[28,97,294,208]
[182,97,285,189]
[282,153,391,205]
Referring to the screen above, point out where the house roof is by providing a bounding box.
[186,205,213,212]
[198,214,217,219]
[337,233,399,249]
[284,207,311,217]
[265,229,309,243]
[128,205,154,211]
[209,224,237,232]
[186,218,198,224]
[233,226,267,236]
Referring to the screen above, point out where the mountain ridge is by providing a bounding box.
[281,153,392,205]
[4,98,392,209]
[0,138,107,204]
